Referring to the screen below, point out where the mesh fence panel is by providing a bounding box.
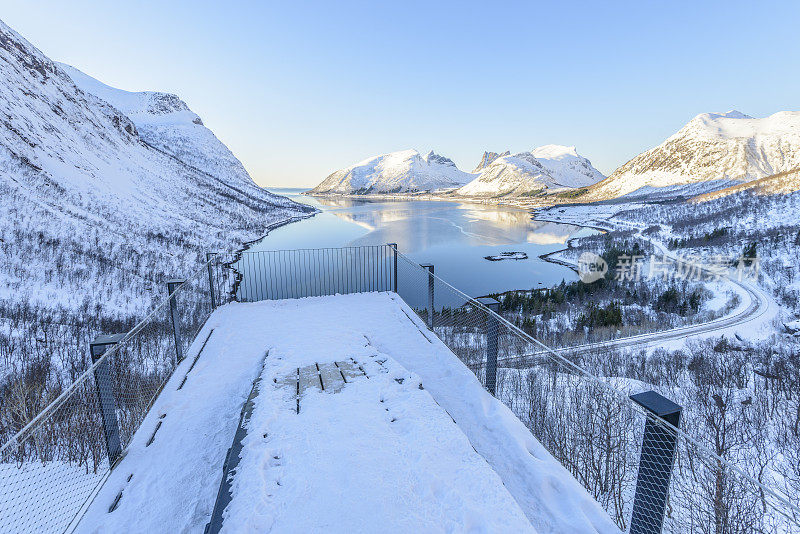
[0,253,235,533]
[232,245,395,302]
[394,250,800,533]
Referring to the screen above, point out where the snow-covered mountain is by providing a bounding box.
[309,149,475,195]
[58,63,257,192]
[591,110,800,199]
[456,145,605,197]
[531,145,606,188]
[0,18,311,316]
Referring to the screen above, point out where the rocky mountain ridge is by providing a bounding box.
[588,110,800,199]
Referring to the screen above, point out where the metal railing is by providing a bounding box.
[392,249,800,533]
[0,244,394,533]
[227,244,397,302]
[0,253,235,533]
[3,243,799,533]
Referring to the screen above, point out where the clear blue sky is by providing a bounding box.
[2,1,798,187]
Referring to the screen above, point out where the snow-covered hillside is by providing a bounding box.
[309,149,475,195]
[59,64,258,192]
[590,110,800,199]
[456,145,605,197]
[0,17,311,330]
[691,167,800,202]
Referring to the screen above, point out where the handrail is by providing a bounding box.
[394,248,800,522]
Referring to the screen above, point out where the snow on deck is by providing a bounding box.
[76,292,617,534]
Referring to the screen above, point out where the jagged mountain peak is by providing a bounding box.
[457,146,604,197]
[698,110,753,121]
[59,64,199,124]
[309,149,474,195]
[473,151,511,172]
[310,143,605,198]
[425,150,457,167]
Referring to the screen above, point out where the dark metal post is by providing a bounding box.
[206,252,217,309]
[477,297,500,395]
[89,334,125,467]
[629,390,683,534]
[421,264,435,328]
[167,279,185,364]
[388,243,398,293]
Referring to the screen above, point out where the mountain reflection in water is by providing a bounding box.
[249,190,598,296]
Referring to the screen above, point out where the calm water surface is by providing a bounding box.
[249,188,598,297]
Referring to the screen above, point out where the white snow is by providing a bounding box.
[59,63,261,193]
[531,144,606,188]
[309,145,605,197]
[593,109,800,200]
[75,293,618,533]
[671,110,800,143]
[457,146,604,197]
[310,149,475,195]
[227,337,533,532]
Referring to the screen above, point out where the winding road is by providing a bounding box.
[499,214,775,368]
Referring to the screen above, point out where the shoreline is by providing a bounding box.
[533,215,609,276]
[224,210,321,297]
[238,212,319,252]
[229,200,608,298]
[302,190,564,211]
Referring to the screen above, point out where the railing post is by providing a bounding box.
[206,252,217,309]
[89,334,125,467]
[421,264,435,328]
[388,243,398,293]
[477,297,500,395]
[167,279,185,364]
[629,390,682,534]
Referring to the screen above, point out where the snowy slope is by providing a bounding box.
[531,145,606,188]
[590,110,800,199]
[59,63,257,192]
[457,152,554,197]
[308,149,476,194]
[456,145,605,197]
[691,167,800,202]
[0,18,311,317]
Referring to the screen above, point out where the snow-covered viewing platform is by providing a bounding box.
[75,292,614,533]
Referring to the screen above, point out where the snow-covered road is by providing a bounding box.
[520,204,778,362]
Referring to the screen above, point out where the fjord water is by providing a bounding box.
[246,188,597,298]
